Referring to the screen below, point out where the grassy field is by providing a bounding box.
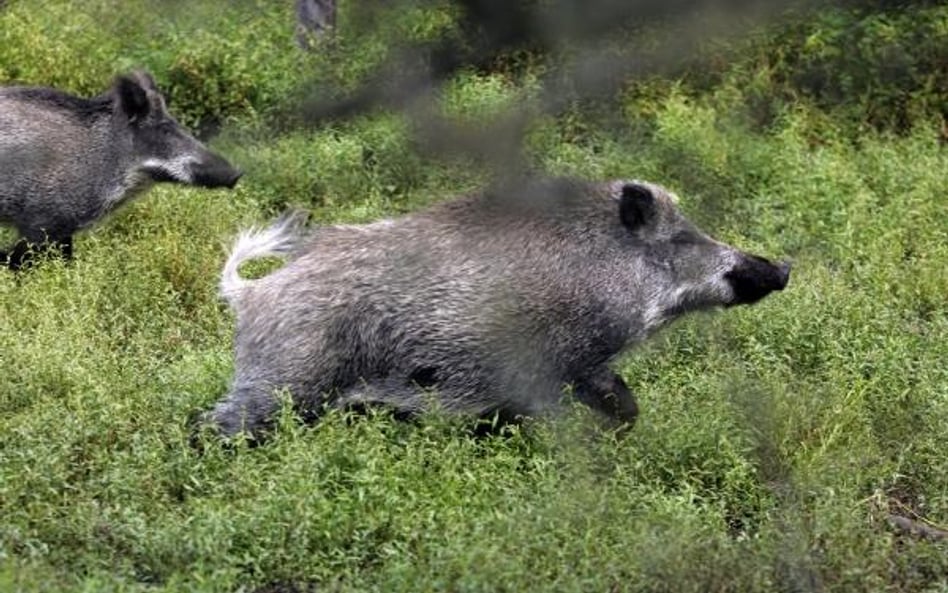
[1,1,947,591]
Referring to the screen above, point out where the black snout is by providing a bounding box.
[221,168,243,189]
[775,260,792,288]
[191,152,242,189]
[725,255,791,307]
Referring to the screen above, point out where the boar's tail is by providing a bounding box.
[220,211,306,306]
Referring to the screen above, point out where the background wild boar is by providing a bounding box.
[0,70,241,269]
[208,178,791,438]
[295,0,336,49]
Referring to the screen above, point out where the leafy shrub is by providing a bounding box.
[687,4,948,134]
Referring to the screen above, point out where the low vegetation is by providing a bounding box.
[0,1,945,591]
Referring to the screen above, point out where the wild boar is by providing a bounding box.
[208,178,790,438]
[0,70,241,268]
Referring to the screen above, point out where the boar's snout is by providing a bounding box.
[221,168,243,189]
[775,260,792,287]
[724,254,791,307]
[191,152,242,189]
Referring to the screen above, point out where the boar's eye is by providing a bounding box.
[619,183,656,230]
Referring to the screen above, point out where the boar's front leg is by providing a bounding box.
[572,367,639,427]
[205,383,288,441]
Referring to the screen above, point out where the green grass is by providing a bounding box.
[1,1,947,591]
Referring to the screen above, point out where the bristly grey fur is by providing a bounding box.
[209,177,790,438]
[0,70,242,268]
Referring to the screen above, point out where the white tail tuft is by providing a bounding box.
[220,212,306,306]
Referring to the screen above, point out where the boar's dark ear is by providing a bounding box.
[115,75,150,123]
[619,183,656,230]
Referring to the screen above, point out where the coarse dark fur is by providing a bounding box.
[208,178,790,439]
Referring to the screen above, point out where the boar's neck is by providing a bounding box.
[79,109,153,225]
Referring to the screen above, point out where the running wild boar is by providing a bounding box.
[208,178,790,438]
[0,70,241,269]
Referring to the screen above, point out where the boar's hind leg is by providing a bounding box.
[2,234,73,270]
[573,367,639,428]
[206,385,285,440]
[55,235,73,260]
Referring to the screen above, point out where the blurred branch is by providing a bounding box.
[301,0,816,120]
[294,0,860,175]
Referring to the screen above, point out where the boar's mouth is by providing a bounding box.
[145,167,179,184]
[725,255,791,307]
[141,154,242,188]
[192,169,242,189]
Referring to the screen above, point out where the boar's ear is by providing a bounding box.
[133,70,159,92]
[619,183,656,230]
[115,75,150,123]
